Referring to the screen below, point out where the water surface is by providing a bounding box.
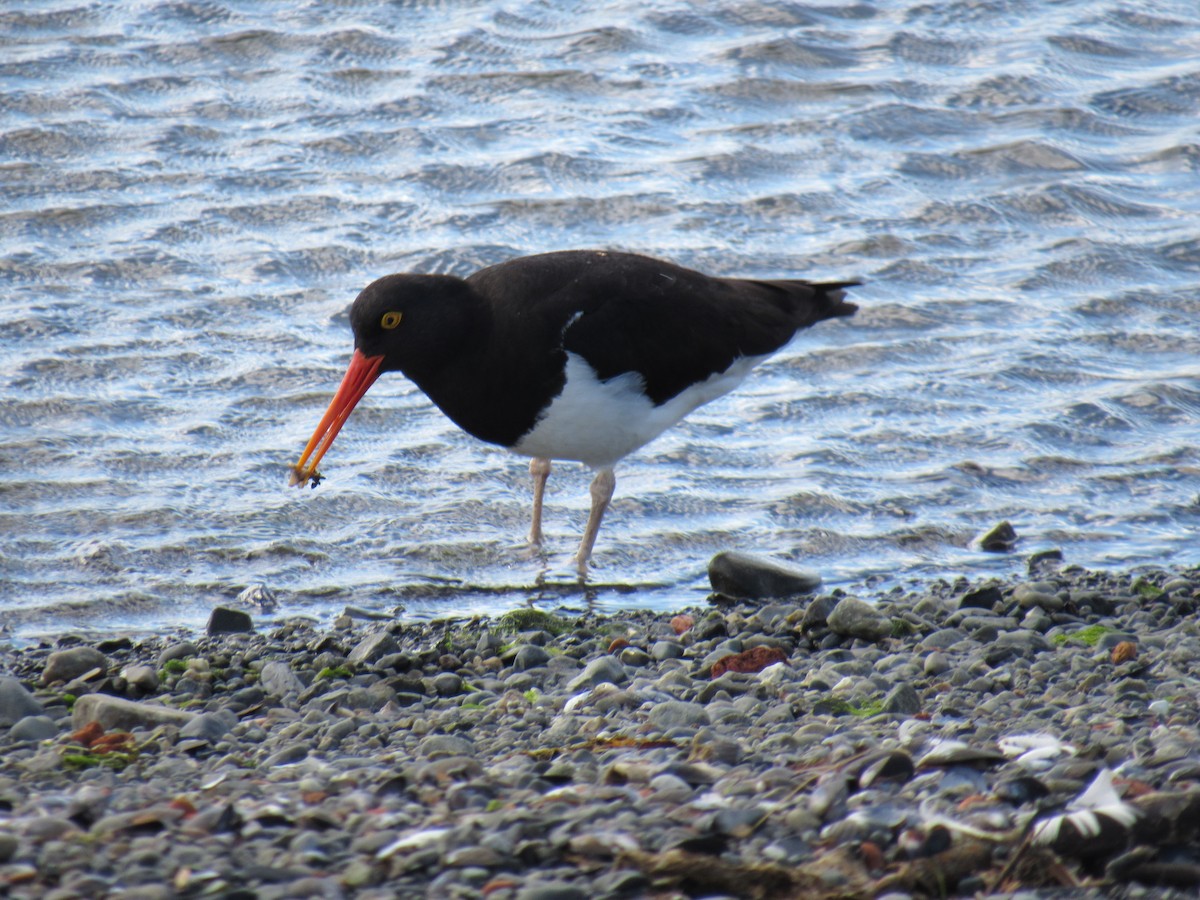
[2,0,1198,636]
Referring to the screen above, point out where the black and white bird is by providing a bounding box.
[290,250,858,574]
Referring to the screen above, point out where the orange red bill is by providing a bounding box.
[290,349,384,487]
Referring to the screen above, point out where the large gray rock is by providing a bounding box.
[708,551,821,599]
[0,676,45,725]
[71,694,197,731]
[42,647,107,685]
[826,597,893,642]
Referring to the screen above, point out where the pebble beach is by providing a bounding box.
[3,554,1200,899]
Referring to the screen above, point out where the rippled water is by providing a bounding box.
[2,0,1198,637]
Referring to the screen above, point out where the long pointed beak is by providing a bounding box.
[289,349,385,487]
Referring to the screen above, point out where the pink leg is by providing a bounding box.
[528,457,552,546]
[575,467,615,575]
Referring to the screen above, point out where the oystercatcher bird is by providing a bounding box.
[290,250,858,574]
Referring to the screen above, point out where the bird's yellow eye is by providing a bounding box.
[381,311,403,330]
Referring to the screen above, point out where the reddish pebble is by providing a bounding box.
[482,878,520,897]
[608,637,630,653]
[859,840,885,870]
[1114,775,1155,798]
[70,722,105,748]
[1111,641,1137,664]
[711,645,788,679]
[670,614,694,635]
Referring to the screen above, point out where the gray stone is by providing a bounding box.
[120,664,160,696]
[957,584,1002,610]
[42,647,107,685]
[566,655,627,692]
[418,733,475,759]
[648,773,693,802]
[0,832,17,863]
[826,597,893,642]
[1013,583,1065,612]
[994,630,1052,654]
[591,870,650,897]
[158,642,199,666]
[713,805,768,837]
[619,647,651,667]
[1027,548,1064,572]
[647,700,710,730]
[708,550,821,599]
[178,710,238,743]
[881,682,921,715]
[651,640,684,661]
[260,660,306,697]
[547,654,581,676]
[918,628,968,650]
[475,631,504,656]
[977,520,1017,552]
[9,715,59,743]
[348,632,400,664]
[207,606,253,635]
[443,845,507,868]
[800,595,839,632]
[1020,609,1053,632]
[262,744,309,767]
[71,694,197,731]
[513,645,551,671]
[515,885,587,900]
[944,610,1018,630]
[0,676,44,725]
[102,888,168,900]
[923,652,950,677]
[430,672,463,696]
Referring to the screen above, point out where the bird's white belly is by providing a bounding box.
[513,351,766,469]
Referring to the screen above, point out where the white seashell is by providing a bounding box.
[377,827,453,859]
[916,739,1004,768]
[562,691,591,713]
[999,733,1076,759]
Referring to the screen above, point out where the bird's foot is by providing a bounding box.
[517,540,547,562]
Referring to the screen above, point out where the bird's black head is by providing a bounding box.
[290,272,482,488]
[349,273,480,377]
